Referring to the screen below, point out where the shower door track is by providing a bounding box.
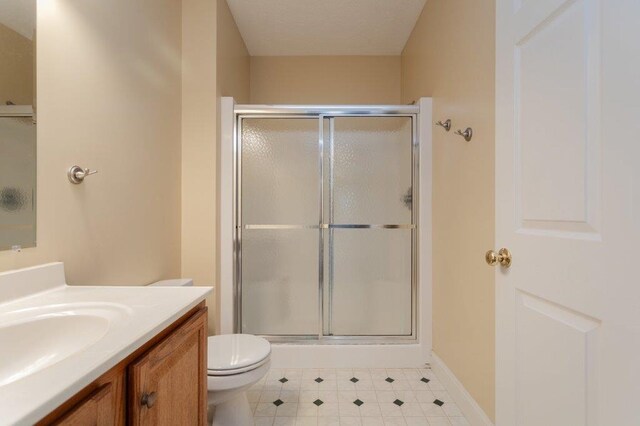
[233,105,420,345]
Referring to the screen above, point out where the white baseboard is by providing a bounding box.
[431,352,494,426]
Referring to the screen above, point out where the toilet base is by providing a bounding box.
[210,391,253,426]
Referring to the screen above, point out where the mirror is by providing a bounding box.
[0,0,37,251]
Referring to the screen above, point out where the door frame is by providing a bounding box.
[232,106,418,343]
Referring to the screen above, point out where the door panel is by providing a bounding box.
[324,228,412,336]
[515,0,601,235]
[328,117,413,224]
[242,229,319,336]
[241,118,319,225]
[515,291,600,426]
[496,0,640,424]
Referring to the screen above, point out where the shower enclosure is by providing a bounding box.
[234,105,419,343]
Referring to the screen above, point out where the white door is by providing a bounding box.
[495,0,640,425]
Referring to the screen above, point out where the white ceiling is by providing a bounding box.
[226,0,426,56]
[0,0,36,40]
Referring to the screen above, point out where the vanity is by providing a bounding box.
[0,263,213,425]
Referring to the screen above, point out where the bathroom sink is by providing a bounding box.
[0,303,130,387]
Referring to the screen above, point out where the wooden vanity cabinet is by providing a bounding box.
[41,304,207,426]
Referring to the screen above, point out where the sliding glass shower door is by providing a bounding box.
[238,112,416,340]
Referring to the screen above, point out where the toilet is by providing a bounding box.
[150,279,271,426]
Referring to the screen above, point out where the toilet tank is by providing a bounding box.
[149,278,194,287]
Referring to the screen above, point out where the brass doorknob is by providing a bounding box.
[485,248,512,268]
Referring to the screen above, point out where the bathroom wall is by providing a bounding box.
[250,56,401,104]
[182,0,249,333]
[0,23,33,105]
[0,0,182,284]
[401,0,496,420]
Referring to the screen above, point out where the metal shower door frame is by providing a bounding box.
[233,105,419,344]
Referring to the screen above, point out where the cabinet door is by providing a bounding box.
[128,308,208,426]
[54,383,115,426]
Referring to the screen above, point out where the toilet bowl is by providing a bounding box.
[149,279,271,425]
[207,334,271,426]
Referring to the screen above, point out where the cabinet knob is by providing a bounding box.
[141,391,157,408]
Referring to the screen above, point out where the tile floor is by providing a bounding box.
[249,367,470,426]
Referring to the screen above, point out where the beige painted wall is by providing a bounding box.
[402,0,496,420]
[0,0,182,285]
[182,0,249,333]
[0,23,33,105]
[250,56,401,104]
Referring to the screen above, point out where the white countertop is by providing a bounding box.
[0,263,212,425]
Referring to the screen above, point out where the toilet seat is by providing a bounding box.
[207,334,271,377]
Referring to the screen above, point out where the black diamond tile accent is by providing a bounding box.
[420,377,430,383]
[393,399,404,406]
[313,399,324,406]
[433,399,444,406]
[385,377,395,383]
[315,377,324,383]
[350,377,359,383]
[353,399,364,407]
[279,377,288,383]
[273,399,284,406]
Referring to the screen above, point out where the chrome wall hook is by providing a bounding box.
[435,119,451,131]
[68,165,98,184]
[455,127,473,142]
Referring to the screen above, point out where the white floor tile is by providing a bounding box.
[441,403,462,417]
[255,417,275,425]
[274,418,296,426]
[300,390,320,402]
[401,402,424,417]
[296,417,319,426]
[318,417,341,426]
[425,417,450,425]
[281,390,301,403]
[419,403,446,417]
[338,401,360,417]
[382,417,407,425]
[356,390,377,402]
[318,390,339,403]
[338,390,358,403]
[378,403,403,417]
[339,417,362,425]
[431,391,452,403]
[359,402,382,417]
[318,402,340,417]
[261,390,282,403]
[394,390,417,403]
[361,417,384,426]
[256,403,278,417]
[447,417,470,426]
[375,390,396,404]
[404,417,430,426]
[277,403,300,417]
[298,402,319,417]
[427,379,445,391]
[414,391,436,403]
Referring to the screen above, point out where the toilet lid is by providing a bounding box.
[207,334,271,372]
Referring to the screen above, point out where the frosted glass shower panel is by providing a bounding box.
[0,117,36,250]
[241,229,319,335]
[241,118,319,225]
[326,229,412,336]
[329,117,412,224]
